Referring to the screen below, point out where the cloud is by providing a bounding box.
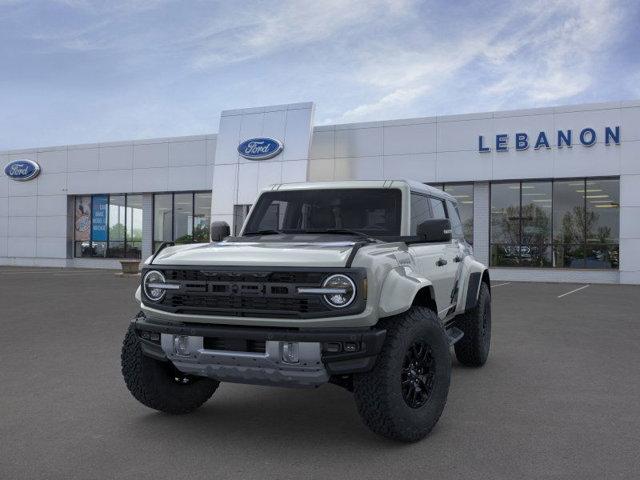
[190,0,414,70]
[481,0,622,104]
[334,0,627,122]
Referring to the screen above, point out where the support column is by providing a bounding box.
[473,182,490,266]
[619,174,640,284]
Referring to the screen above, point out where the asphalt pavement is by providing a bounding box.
[1,268,639,479]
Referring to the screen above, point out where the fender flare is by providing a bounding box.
[464,266,490,311]
[378,266,435,318]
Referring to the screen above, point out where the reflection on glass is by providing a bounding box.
[154,194,172,251]
[174,193,193,244]
[443,184,473,244]
[521,181,552,267]
[410,194,432,235]
[126,194,143,258]
[491,183,520,244]
[553,180,585,246]
[108,195,125,257]
[586,179,619,244]
[194,193,212,243]
[490,178,620,270]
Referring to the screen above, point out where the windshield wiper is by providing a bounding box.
[303,228,378,243]
[243,229,285,236]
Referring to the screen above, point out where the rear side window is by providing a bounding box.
[429,197,447,219]
[410,193,432,234]
[446,200,465,240]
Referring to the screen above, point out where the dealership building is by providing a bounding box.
[1,100,639,284]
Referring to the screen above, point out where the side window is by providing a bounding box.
[446,200,465,240]
[410,193,432,234]
[429,197,447,219]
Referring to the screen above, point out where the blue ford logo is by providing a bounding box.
[4,159,41,181]
[237,137,283,160]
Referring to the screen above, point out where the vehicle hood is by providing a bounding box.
[150,240,357,268]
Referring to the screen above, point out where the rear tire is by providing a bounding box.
[454,282,491,367]
[121,326,219,414]
[353,306,451,442]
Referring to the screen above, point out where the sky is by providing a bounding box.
[1,0,639,150]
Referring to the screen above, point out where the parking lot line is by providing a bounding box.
[557,284,590,298]
[492,282,511,287]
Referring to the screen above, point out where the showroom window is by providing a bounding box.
[152,192,211,252]
[74,194,143,259]
[490,178,619,269]
[440,183,474,244]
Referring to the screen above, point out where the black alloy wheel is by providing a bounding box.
[401,341,436,409]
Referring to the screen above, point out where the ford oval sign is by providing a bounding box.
[237,138,283,160]
[4,159,41,181]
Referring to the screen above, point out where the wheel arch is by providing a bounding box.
[464,266,490,311]
[378,266,436,318]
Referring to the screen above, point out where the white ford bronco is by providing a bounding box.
[122,180,491,442]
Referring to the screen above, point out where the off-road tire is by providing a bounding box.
[353,306,451,442]
[121,325,219,414]
[454,282,491,367]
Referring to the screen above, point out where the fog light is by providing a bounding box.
[282,342,299,364]
[344,342,358,353]
[173,335,190,356]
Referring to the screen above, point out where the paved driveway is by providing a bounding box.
[1,268,638,479]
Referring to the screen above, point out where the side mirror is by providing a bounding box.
[416,219,452,243]
[210,221,231,242]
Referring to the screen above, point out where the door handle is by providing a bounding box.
[436,258,448,267]
[454,255,462,263]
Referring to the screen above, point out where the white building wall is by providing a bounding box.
[0,134,215,269]
[308,100,640,284]
[211,103,315,232]
[2,99,639,283]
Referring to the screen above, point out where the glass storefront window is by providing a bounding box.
[126,195,143,259]
[520,181,552,267]
[108,195,126,257]
[194,193,212,243]
[73,193,143,259]
[153,194,172,252]
[74,196,92,257]
[152,191,213,251]
[174,193,193,244]
[490,182,520,266]
[442,183,474,244]
[491,178,619,269]
[585,178,619,269]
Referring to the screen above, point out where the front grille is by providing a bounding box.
[146,267,366,319]
[169,294,326,317]
[203,337,266,353]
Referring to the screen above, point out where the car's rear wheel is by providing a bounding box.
[454,282,491,367]
[121,326,219,414]
[353,306,451,442]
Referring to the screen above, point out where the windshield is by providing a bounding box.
[243,188,402,238]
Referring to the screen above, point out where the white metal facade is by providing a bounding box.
[1,100,639,284]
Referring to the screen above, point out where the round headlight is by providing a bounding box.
[143,270,167,302]
[322,274,356,308]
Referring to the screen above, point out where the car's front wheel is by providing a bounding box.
[121,325,219,414]
[353,306,451,442]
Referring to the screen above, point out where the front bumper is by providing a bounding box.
[132,314,386,388]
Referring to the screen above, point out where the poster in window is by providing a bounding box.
[92,195,108,242]
[74,196,91,241]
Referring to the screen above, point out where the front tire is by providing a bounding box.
[121,326,219,414]
[454,282,491,367]
[353,306,451,442]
